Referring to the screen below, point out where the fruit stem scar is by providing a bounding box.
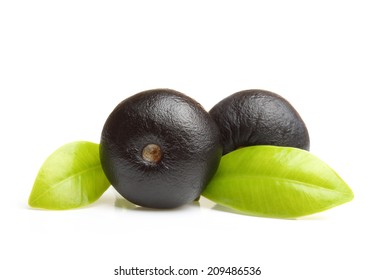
[142,144,162,164]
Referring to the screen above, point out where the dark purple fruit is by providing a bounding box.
[100,89,222,209]
[209,89,310,154]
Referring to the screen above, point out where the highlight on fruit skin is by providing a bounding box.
[209,89,310,155]
[100,88,223,209]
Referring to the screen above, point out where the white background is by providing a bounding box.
[1,1,374,279]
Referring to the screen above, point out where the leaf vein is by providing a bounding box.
[30,164,104,204]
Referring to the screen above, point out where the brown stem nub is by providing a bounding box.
[142,144,162,164]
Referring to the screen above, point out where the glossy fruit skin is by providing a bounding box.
[209,89,310,155]
[100,89,222,209]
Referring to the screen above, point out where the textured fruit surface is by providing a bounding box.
[100,89,222,209]
[209,89,310,154]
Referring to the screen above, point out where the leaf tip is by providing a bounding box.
[344,187,355,203]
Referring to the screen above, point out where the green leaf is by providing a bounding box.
[29,141,110,210]
[202,146,354,218]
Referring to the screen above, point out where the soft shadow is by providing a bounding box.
[209,203,329,221]
[209,203,276,219]
[114,196,201,212]
[211,203,250,215]
[114,197,140,210]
